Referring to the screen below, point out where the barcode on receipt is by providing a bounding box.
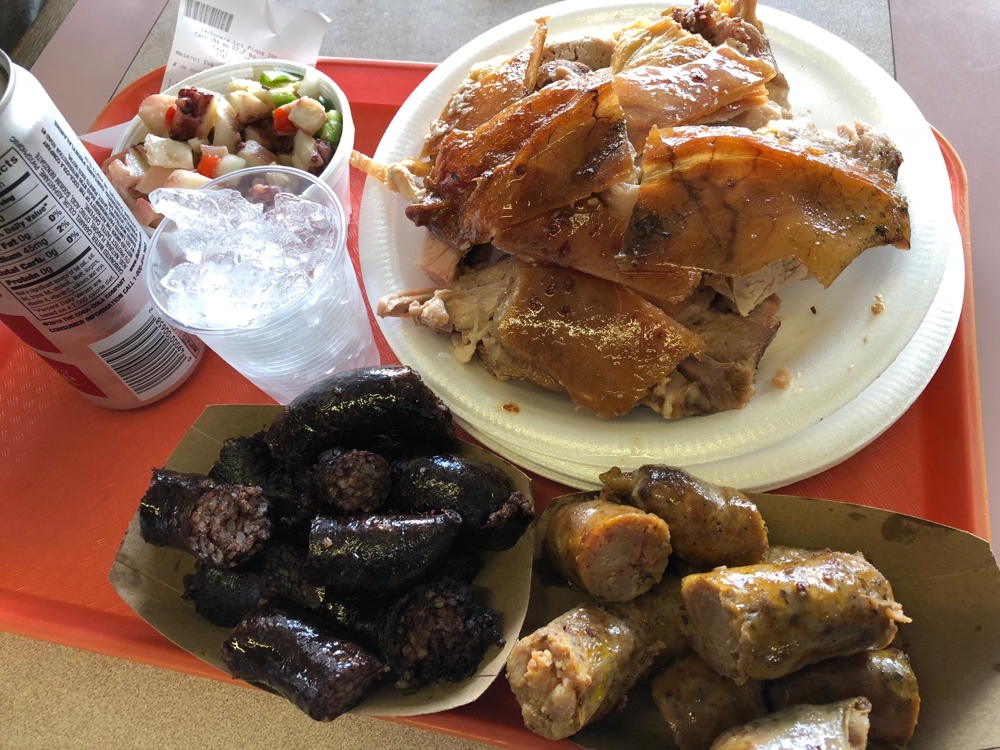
[182,0,234,32]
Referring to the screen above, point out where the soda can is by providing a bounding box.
[0,50,203,409]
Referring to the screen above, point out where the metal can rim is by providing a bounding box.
[0,49,13,116]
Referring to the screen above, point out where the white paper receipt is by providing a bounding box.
[163,0,331,90]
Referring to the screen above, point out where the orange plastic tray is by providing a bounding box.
[0,59,987,749]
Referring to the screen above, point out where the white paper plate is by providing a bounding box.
[358,1,964,490]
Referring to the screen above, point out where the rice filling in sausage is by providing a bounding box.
[505,576,688,740]
[139,469,272,568]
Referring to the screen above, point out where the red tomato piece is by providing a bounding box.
[273,107,296,134]
[197,154,221,178]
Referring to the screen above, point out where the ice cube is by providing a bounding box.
[266,193,339,255]
[150,187,263,231]
[155,186,341,329]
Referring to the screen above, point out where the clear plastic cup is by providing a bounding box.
[145,166,379,404]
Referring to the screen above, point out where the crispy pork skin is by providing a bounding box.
[611,16,714,71]
[613,42,776,150]
[406,69,636,251]
[423,20,548,157]
[679,551,910,683]
[493,190,702,312]
[671,0,790,108]
[618,125,910,286]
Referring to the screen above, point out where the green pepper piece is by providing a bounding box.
[259,69,302,88]
[270,87,298,108]
[318,110,343,148]
[318,94,336,112]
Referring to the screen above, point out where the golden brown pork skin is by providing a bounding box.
[613,42,777,150]
[406,69,636,252]
[492,191,702,313]
[617,125,910,286]
[495,263,704,418]
[422,18,549,158]
[679,551,911,684]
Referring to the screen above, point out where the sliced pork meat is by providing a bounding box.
[646,289,780,416]
[416,232,465,286]
[495,262,704,418]
[541,34,616,71]
[406,68,636,252]
[366,4,912,422]
[618,124,910,287]
[380,265,783,419]
[423,19,548,157]
[377,257,513,363]
[704,257,808,316]
[535,59,594,89]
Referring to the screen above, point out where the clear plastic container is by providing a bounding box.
[145,166,378,404]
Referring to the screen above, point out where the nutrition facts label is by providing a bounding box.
[0,121,146,333]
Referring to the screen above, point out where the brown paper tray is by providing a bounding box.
[109,404,535,718]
